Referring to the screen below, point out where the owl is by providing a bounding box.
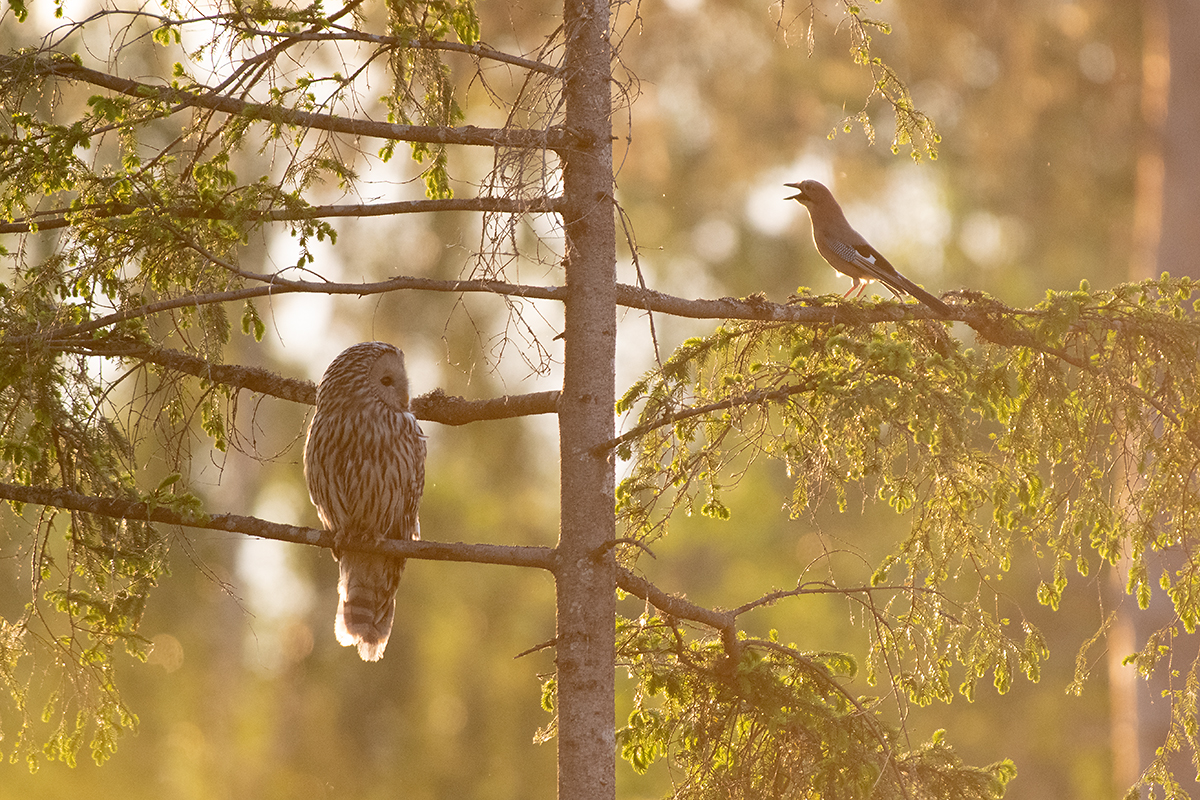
[303,342,426,661]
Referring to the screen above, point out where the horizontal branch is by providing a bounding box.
[21,277,567,343]
[413,388,560,426]
[0,481,557,570]
[53,339,560,422]
[24,283,1097,421]
[616,566,739,655]
[0,196,563,235]
[615,284,960,322]
[613,288,1099,373]
[1,482,849,626]
[26,280,946,346]
[19,280,1086,396]
[81,339,315,403]
[22,55,579,151]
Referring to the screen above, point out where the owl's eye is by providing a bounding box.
[380,375,394,386]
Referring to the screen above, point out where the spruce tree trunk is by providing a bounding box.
[556,0,617,796]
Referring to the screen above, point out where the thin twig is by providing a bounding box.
[514,637,558,659]
[592,381,818,455]
[228,26,562,76]
[731,579,951,618]
[9,277,569,345]
[0,196,563,235]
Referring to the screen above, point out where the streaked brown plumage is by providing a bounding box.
[303,342,426,661]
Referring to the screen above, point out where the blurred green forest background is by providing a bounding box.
[0,0,1184,797]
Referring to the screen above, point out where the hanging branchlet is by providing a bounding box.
[614,616,1015,800]
[772,0,940,160]
[615,277,1200,760]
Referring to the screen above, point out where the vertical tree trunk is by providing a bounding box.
[1140,0,1200,791]
[556,0,617,796]
[1115,0,1200,794]
[1157,0,1200,278]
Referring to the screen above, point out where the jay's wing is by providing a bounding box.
[832,240,953,315]
[849,243,904,283]
[825,238,906,295]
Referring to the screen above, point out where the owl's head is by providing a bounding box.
[365,347,411,411]
[317,341,412,412]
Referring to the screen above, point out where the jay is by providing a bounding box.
[786,179,953,315]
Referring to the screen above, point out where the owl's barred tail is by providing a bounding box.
[335,552,403,662]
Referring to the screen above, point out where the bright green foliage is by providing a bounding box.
[0,0,480,771]
[381,0,476,197]
[618,277,1200,788]
[614,616,1014,799]
[0,336,165,769]
[829,1,939,160]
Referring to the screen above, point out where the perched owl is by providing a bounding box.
[303,342,426,662]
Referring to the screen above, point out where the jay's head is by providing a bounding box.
[784,179,835,209]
